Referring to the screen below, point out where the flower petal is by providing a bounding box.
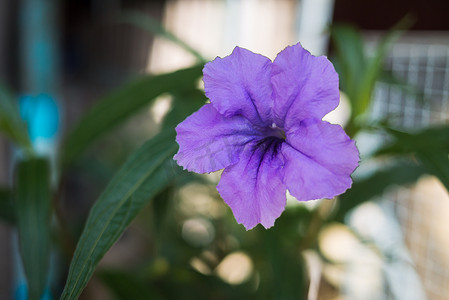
[271,43,339,129]
[217,140,286,230]
[203,47,273,126]
[283,118,359,201]
[174,104,258,173]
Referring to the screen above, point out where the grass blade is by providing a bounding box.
[14,158,51,300]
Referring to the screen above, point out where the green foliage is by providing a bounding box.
[331,17,413,136]
[376,126,449,155]
[1,12,444,300]
[94,204,311,300]
[376,126,449,192]
[14,158,51,300]
[327,17,449,220]
[331,25,366,114]
[333,161,427,222]
[99,266,253,300]
[255,220,308,300]
[61,65,203,165]
[417,151,449,192]
[330,124,449,220]
[60,130,178,300]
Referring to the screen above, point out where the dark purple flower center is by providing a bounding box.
[269,123,286,140]
[258,123,286,140]
[254,123,286,157]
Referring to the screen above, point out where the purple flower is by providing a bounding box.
[174,43,359,230]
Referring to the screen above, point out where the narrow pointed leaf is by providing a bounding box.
[60,130,178,300]
[331,24,366,106]
[373,126,449,194]
[62,65,202,165]
[376,126,449,156]
[359,16,413,116]
[331,19,412,136]
[14,158,51,300]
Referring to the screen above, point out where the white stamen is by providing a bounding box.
[271,122,277,128]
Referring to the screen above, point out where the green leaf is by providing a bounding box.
[376,126,449,156]
[60,130,178,300]
[373,126,449,193]
[162,89,207,128]
[61,65,203,165]
[0,188,15,224]
[0,84,32,151]
[121,11,206,63]
[358,16,413,117]
[333,161,426,222]
[14,158,51,300]
[257,229,307,300]
[331,24,366,107]
[417,151,449,192]
[331,18,413,136]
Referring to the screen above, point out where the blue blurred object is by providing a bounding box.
[19,94,59,142]
[14,284,28,300]
[13,234,28,300]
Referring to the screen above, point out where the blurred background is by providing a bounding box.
[0,0,448,299]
